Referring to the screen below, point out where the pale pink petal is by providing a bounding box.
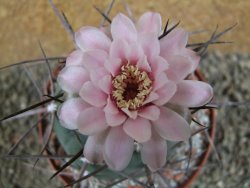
[82,49,108,71]
[143,91,159,105]
[121,108,138,119]
[160,28,188,59]
[75,26,111,51]
[137,12,162,36]
[66,50,84,67]
[97,75,112,94]
[104,126,134,171]
[105,112,127,127]
[138,105,160,121]
[123,117,151,143]
[110,39,129,61]
[84,131,108,164]
[153,72,168,91]
[104,97,119,114]
[183,48,200,71]
[153,107,191,141]
[153,81,177,105]
[166,103,191,124]
[136,55,151,72]
[166,55,193,82]
[57,66,89,93]
[111,13,137,43]
[150,56,169,76]
[90,68,109,86]
[99,25,111,38]
[141,128,167,171]
[58,98,90,130]
[169,80,213,107]
[127,42,144,63]
[139,33,160,60]
[79,81,107,107]
[77,107,108,135]
[104,57,123,76]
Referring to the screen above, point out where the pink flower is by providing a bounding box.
[57,12,213,171]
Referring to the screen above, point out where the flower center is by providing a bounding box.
[112,64,152,110]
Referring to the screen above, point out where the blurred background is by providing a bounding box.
[0,0,250,188]
[0,0,250,67]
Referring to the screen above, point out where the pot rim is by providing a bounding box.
[38,66,217,188]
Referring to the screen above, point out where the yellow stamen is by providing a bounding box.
[112,64,152,110]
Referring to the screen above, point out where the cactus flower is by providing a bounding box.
[57,12,213,171]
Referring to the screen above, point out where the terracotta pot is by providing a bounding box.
[179,69,217,188]
[38,66,216,188]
